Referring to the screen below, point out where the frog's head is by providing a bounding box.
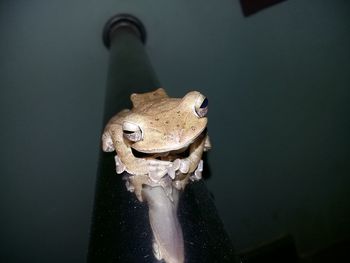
[121,89,208,160]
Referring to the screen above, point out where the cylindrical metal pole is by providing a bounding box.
[88,14,237,263]
[88,15,159,263]
[102,14,159,122]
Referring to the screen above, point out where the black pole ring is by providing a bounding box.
[102,14,147,49]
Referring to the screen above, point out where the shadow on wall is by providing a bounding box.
[239,0,287,16]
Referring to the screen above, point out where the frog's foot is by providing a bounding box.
[190,159,203,181]
[154,159,190,202]
[148,159,172,182]
[147,158,187,182]
[167,158,190,177]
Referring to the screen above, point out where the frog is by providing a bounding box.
[101,88,211,263]
[102,88,211,201]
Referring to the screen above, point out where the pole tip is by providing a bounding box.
[102,14,147,49]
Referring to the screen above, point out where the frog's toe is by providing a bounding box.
[114,155,126,174]
[190,159,203,181]
[179,159,190,174]
[167,159,180,179]
[102,132,115,152]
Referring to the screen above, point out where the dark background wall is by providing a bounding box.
[1,0,349,262]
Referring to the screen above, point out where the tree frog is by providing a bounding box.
[101,88,211,263]
[102,88,211,201]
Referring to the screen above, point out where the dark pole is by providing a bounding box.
[101,14,159,122]
[88,14,237,263]
[88,14,159,263]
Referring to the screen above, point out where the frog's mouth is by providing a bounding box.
[131,145,190,161]
[130,128,206,161]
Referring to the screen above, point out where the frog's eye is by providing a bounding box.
[122,122,143,142]
[194,96,208,118]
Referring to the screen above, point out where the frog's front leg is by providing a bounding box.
[108,136,176,201]
[186,134,207,173]
[171,134,206,187]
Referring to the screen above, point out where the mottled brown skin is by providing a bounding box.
[102,88,210,201]
[101,88,211,263]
